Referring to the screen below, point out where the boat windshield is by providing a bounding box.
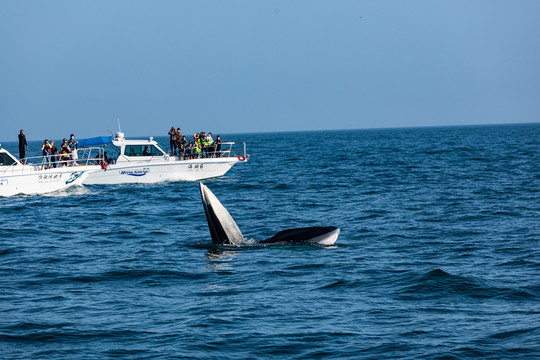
[0,152,18,166]
[124,145,164,157]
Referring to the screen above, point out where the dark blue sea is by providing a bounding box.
[1,124,539,359]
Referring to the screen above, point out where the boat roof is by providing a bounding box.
[77,133,159,147]
[112,138,158,146]
[77,136,113,147]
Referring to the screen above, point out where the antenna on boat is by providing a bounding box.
[114,118,125,141]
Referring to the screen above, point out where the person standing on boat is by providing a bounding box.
[50,140,58,168]
[68,134,78,165]
[41,139,52,169]
[214,135,222,158]
[198,132,207,158]
[179,135,187,159]
[18,130,28,162]
[193,133,200,157]
[168,126,177,155]
[60,138,70,166]
[186,140,194,159]
[206,132,214,157]
[193,137,202,158]
[173,128,181,155]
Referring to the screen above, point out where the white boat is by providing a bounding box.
[0,146,103,197]
[81,132,249,185]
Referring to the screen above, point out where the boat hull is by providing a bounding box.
[0,167,97,196]
[82,158,242,185]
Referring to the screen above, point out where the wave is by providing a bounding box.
[43,185,93,198]
[397,269,539,301]
[286,263,325,270]
[318,280,349,290]
[488,326,539,340]
[20,269,208,285]
[0,247,22,256]
[0,327,146,343]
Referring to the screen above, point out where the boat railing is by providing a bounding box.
[219,142,248,159]
[171,142,248,161]
[7,147,106,171]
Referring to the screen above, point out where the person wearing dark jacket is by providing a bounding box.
[41,139,52,169]
[214,135,222,157]
[60,138,70,166]
[168,126,178,155]
[179,135,187,159]
[18,130,28,162]
[50,140,58,168]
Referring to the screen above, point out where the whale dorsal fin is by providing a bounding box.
[200,183,244,245]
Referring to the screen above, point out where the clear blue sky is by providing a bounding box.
[1,0,539,141]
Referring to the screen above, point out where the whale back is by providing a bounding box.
[200,183,244,245]
[260,227,340,245]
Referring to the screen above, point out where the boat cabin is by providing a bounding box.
[110,133,168,163]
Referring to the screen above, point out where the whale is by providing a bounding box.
[199,183,340,246]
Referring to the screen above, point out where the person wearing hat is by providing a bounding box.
[68,134,79,165]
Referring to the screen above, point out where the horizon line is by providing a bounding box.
[1,121,538,143]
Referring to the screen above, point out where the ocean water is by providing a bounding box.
[1,124,539,359]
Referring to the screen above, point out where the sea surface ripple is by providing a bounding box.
[1,124,539,359]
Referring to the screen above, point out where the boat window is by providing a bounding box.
[124,145,163,157]
[148,145,164,156]
[0,152,17,166]
[107,144,120,163]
